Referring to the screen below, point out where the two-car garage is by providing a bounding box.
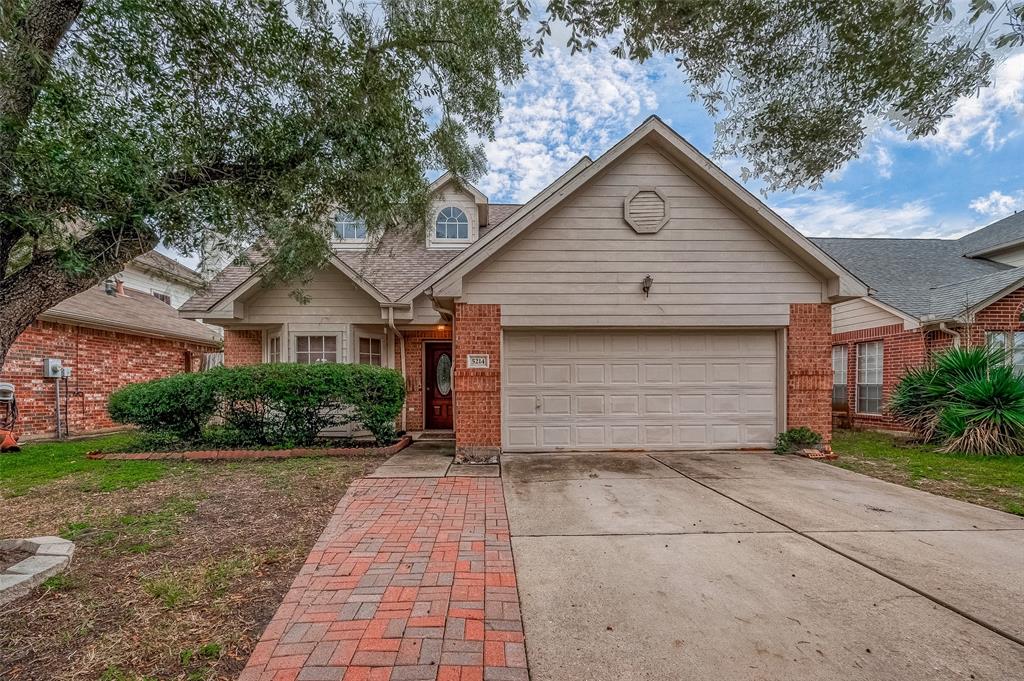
[502,330,781,452]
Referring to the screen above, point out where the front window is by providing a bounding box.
[832,345,848,407]
[435,206,469,240]
[359,337,382,366]
[335,212,367,241]
[295,335,337,364]
[987,331,1024,375]
[856,341,883,415]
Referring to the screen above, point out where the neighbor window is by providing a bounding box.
[359,337,382,366]
[856,341,883,415]
[152,291,171,305]
[335,212,367,241]
[987,331,1024,375]
[832,345,848,407]
[295,335,337,364]
[434,206,469,240]
[268,335,281,363]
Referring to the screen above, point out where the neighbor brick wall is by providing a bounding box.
[1,320,215,438]
[223,329,262,366]
[968,287,1024,345]
[787,303,833,444]
[452,303,501,461]
[394,327,452,432]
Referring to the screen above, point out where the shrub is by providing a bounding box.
[108,372,216,440]
[340,363,406,445]
[889,346,1024,455]
[774,426,822,454]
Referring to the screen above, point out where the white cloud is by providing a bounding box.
[927,53,1024,153]
[772,191,971,239]
[479,44,658,202]
[969,189,1024,217]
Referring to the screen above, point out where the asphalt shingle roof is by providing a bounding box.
[957,211,1024,256]
[132,250,204,287]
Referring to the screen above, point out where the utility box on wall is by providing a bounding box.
[42,358,63,378]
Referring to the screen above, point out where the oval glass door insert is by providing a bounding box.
[436,353,452,396]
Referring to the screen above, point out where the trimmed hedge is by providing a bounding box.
[108,363,405,447]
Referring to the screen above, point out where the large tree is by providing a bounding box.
[0,0,1020,368]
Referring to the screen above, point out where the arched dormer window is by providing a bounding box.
[335,212,367,241]
[435,206,469,240]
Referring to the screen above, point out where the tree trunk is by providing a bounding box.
[0,224,156,370]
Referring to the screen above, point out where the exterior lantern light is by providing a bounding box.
[642,274,653,298]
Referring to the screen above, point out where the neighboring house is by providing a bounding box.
[180,117,867,459]
[3,253,221,439]
[813,211,1024,431]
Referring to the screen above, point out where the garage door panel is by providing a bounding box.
[503,330,778,451]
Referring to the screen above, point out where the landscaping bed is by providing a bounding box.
[0,433,388,681]
[829,429,1024,516]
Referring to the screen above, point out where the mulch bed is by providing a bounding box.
[88,435,412,461]
[0,453,389,681]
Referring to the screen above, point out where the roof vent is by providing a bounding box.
[104,279,117,296]
[624,187,669,234]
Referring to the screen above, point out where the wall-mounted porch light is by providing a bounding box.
[642,274,653,298]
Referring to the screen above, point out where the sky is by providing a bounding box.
[475,42,1024,241]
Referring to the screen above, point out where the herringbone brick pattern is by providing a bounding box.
[239,477,527,681]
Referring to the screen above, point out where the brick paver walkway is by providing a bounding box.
[239,477,527,681]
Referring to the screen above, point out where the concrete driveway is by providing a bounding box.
[502,451,1024,681]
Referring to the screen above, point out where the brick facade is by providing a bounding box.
[1,320,216,439]
[223,329,262,367]
[786,303,833,445]
[452,303,501,462]
[394,327,452,432]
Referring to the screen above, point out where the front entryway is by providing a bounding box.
[424,341,454,430]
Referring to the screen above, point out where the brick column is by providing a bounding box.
[453,303,501,462]
[787,303,833,446]
[223,329,262,367]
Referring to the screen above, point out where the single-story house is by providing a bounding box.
[3,255,221,439]
[813,211,1024,431]
[180,117,867,459]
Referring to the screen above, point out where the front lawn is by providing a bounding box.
[0,433,387,681]
[829,429,1024,516]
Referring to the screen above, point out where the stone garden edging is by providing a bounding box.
[0,536,75,606]
[86,434,412,461]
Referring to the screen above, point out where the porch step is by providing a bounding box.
[416,430,455,442]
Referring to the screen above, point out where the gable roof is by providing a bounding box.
[43,284,221,345]
[130,250,205,288]
[812,237,1024,321]
[958,211,1024,257]
[409,117,865,302]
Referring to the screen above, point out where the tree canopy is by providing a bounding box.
[0,0,1020,367]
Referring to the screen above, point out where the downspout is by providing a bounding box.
[387,306,407,433]
[426,287,454,323]
[938,322,961,348]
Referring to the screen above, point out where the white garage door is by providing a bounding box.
[503,330,779,451]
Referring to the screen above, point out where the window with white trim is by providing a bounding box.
[987,331,1024,375]
[295,335,337,364]
[358,337,383,366]
[856,341,883,415]
[151,290,172,305]
[335,212,367,241]
[832,345,848,406]
[268,335,281,363]
[434,206,469,240]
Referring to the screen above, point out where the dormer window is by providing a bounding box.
[435,207,469,241]
[335,212,367,242]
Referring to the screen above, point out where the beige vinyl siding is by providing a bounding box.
[242,266,382,325]
[832,298,905,334]
[460,144,823,327]
[988,245,1024,268]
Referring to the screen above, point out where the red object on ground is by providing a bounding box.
[238,477,527,681]
[0,430,19,452]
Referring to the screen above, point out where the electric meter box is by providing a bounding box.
[43,358,63,378]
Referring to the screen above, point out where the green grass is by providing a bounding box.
[830,429,1024,515]
[0,433,174,497]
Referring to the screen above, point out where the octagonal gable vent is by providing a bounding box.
[624,187,669,234]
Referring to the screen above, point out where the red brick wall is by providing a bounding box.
[394,328,452,432]
[1,320,216,439]
[452,303,501,461]
[787,303,833,445]
[966,287,1024,346]
[223,329,262,366]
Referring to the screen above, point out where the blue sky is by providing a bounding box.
[476,43,1024,240]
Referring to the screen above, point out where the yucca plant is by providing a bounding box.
[889,346,1024,455]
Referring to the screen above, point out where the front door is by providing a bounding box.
[425,342,454,430]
